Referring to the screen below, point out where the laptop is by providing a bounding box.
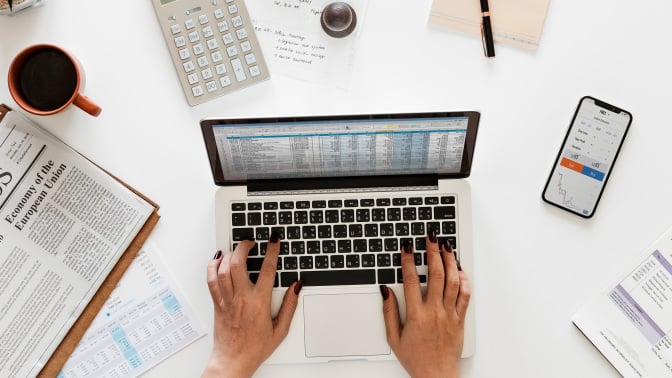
[201,111,479,364]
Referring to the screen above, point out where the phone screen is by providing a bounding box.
[542,97,632,217]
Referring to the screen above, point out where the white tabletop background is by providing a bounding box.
[2,0,672,377]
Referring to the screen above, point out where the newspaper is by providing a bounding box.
[0,110,155,377]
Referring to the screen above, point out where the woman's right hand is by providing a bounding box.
[380,232,471,378]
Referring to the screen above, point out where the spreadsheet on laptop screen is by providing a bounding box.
[212,117,470,181]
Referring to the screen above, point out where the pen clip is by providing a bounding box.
[480,22,488,57]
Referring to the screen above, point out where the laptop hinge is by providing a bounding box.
[247,175,438,196]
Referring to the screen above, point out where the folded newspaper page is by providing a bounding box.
[0,110,155,377]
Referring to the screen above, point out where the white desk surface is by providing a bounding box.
[2,0,672,377]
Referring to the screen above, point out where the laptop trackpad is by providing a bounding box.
[303,293,390,358]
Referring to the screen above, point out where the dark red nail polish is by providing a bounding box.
[213,250,222,260]
[379,285,389,300]
[402,240,413,254]
[428,228,437,243]
[269,230,280,243]
[453,251,462,271]
[246,236,256,242]
[443,239,452,252]
[293,279,304,295]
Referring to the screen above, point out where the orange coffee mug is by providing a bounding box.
[8,44,102,117]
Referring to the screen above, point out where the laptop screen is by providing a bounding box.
[201,112,480,185]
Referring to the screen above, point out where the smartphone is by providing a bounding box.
[542,96,632,218]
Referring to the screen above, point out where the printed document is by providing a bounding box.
[0,111,155,377]
[58,243,205,377]
[573,226,672,377]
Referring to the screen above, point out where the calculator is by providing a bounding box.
[152,0,269,106]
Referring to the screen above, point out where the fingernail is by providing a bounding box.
[293,279,304,295]
[453,251,462,271]
[213,250,222,260]
[269,230,280,243]
[428,228,437,243]
[379,285,389,300]
[443,239,452,252]
[246,236,256,242]
[402,240,413,254]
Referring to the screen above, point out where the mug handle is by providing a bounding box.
[73,94,102,117]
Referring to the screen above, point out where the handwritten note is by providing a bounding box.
[247,0,368,89]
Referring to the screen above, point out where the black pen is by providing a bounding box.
[480,0,495,58]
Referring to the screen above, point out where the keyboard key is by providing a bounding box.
[346,254,360,268]
[395,223,409,236]
[415,237,426,251]
[300,256,313,270]
[312,200,327,208]
[300,269,375,286]
[231,213,245,226]
[443,221,456,235]
[392,253,401,266]
[409,197,423,205]
[255,227,269,240]
[384,238,398,252]
[330,255,344,269]
[441,196,456,204]
[353,239,367,253]
[296,201,310,209]
[337,240,352,253]
[360,199,374,207]
[369,239,383,252]
[380,223,394,236]
[294,211,308,224]
[281,272,298,287]
[263,212,277,225]
[280,201,294,209]
[284,257,298,270]
[315,255,329,269]
[279,211,293,224]
[231,58,247,81]
[248,202,262,210]
[248,213,261,225]
[377,254,391,267]
[356,209,370,222]
[348,224,363,238]
[271,226,285,239]
[344,199,358,207]
[411,222,425,236]
[403,207,417,221]
[364,224,378,237]
[333,225,347,238]
[378,269,395,284]
[325,210,339,223]
[317,225,332,238]
[425,197,439,205]
[307,241,320,254]
[376,198,390,206]
[232,227,253,241]
[372,208,386,222]
[322,240,336,253]
[309,210,323,223]
[434,206,456,220]
[280,242,290,255]
[387,208,401,221]
[393,198,407,206]
[328,200,342,208]
[340,209,355,223]
[414,253,423,266]
[264,202,278,210]
[302,226,316,239]
[418,207,432,220]
[290,241,305,254]
[362,255,375,267]
[247,257,264,272]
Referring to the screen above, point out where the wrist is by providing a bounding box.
[202,355,255,378]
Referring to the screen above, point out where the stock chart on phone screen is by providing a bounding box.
[545,99,630,216]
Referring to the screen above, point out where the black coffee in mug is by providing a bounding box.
[18,47,78,111]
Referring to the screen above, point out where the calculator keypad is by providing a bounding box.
[153,0,269,106]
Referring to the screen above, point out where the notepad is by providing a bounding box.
[428,0,550,50]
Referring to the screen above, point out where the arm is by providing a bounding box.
[380,229,471,378]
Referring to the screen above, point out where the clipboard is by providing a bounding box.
[0,104,161,377]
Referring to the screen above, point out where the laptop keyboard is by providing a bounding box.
[230,195,458,288]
